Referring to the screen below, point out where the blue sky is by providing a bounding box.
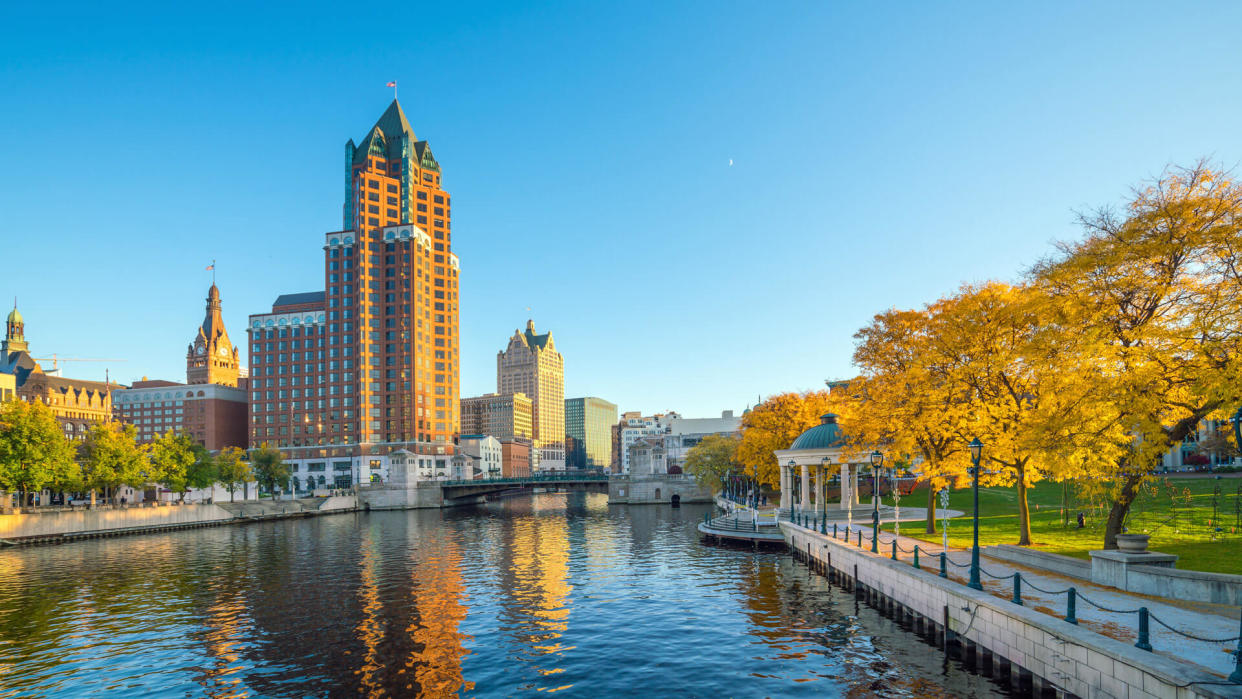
[2,2,1241,417]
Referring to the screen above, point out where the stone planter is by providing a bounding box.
[1115,533,1150,553]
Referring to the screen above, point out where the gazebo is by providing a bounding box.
[772,413,875,519]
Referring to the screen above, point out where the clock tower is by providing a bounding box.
[186,283,240,386]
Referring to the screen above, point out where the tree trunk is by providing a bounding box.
[1015,464,1032,546]
[925,484,937,534]
[1103,473,1142,549]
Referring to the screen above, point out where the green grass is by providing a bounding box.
[872,476,1242,575]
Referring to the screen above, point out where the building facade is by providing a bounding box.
[663,410,742,472]
[456,434,502,480]
[459,392,533,442]
[616,411,680,473]
[565,396,617,470]
[248,100,461,485]
[500,438,532,478]
[113,285,250,449]
[0,305,114,440]
[497,320,564,470]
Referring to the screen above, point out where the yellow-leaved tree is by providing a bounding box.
[736,390,835,490]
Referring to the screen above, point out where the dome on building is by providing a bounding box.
[6,305,21,325]
[789,413,846,450]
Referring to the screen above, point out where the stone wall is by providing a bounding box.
[982,544,1092,580]
[0,503,235,541]
[1122,564,1242,607]
[357,483,445,510]
[783,524,1239,699]
[608,474,713,504]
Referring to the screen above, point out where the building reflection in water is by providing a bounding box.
[201,588,253,699]
[403,536,474,696]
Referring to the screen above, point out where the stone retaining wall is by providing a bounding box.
[0,504,235,541]
[1123,565,1242,607]
[983,544,1093,581]
[783,524,1240,699]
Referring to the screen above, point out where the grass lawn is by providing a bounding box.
[873,475,1242,575]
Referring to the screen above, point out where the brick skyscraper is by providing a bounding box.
[248,100,461,484]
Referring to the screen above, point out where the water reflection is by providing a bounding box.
[0,493,1010,697]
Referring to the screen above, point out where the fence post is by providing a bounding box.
[939,552,947,578]
[1230,609,1242,683]
[891,539,897,561]
[1065,588,1078,625]
[857,530,863,548]
[913,545,920,569]
[834,523,838,539]
[1135,607,1152,651]
[1012,573,1022,606]
[821,515,827,535]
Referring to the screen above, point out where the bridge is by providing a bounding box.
[438,469,609,501]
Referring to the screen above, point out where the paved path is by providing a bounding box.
[799,521,1242,679]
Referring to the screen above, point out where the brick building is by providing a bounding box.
[247,100,461,485]
[112,284,249,449]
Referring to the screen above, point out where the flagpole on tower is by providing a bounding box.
[387,81,398,100]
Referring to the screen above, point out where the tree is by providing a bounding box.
[684,434,741,492]
[215,446,252,502]
[185,444,218,501]
[1032,162,1242,548]
[845,307,973,533]
[736,391,835,489]
[79,421,145,504]
[250,443,290,499]
[147,431,196,501]
[0,400,76,507]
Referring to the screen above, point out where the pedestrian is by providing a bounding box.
[1076,511,1085,529]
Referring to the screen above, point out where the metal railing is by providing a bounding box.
[439,470,608,487]
[786,518,1242,681]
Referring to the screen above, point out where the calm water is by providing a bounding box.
[0,493,1009,698]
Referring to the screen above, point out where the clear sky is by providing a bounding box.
[3,2,1241,417]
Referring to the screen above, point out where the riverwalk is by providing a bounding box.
[784,518,1242,697]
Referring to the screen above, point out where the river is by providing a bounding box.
[0,493,1010,697]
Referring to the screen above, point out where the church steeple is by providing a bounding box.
[3,301,27,353]
[187,283,239,386]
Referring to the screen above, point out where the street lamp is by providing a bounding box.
[870,450,883,553]
[968,437,985,590]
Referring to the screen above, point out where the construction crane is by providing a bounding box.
[33,355,127,372]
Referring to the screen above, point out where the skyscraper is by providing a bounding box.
[497,321,564,470]
[565,397,617,470]
[187,284,240,387]
[248,100,460,483]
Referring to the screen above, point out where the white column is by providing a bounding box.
[800,463,809,511]
[839,463,851,510]
[814,468,823,512]
[852,466,861,505]
[779,465,790,510]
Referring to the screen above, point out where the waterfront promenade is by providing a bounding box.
[783,518,1242,696]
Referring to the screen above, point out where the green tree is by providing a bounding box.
[79,421,145,504]
[147,431,196,501]
[250,443,290,500]
[215,446,252,502]
[684,434,741,492]
[185,444,218,500]
[0,400,76,507]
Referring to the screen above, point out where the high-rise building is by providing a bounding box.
[248,100,461,484]
[497,320,564,470]
[565,397,617,470]
[459,392,532,442]
[113,284,249,449]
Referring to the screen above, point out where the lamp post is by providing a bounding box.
[968,437,985,591]
[870,450,883,553]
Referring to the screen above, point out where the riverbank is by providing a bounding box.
[0,496,357,546]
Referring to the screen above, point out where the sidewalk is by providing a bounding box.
[818,521,1242,679]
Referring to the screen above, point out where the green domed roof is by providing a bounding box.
[789,413,846,450]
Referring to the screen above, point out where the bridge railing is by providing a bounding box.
[439,470,609,487]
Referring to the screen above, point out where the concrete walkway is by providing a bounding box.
[804,520,1242,679]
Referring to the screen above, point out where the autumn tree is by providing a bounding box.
[79,421,145,504]
[736,390,835,489]
[0,400,76,507]
[1032,162,1242,548]
[215,446,252,502]
[684,434,742,492]
[845,308,973,533]
[250,443,290,499]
